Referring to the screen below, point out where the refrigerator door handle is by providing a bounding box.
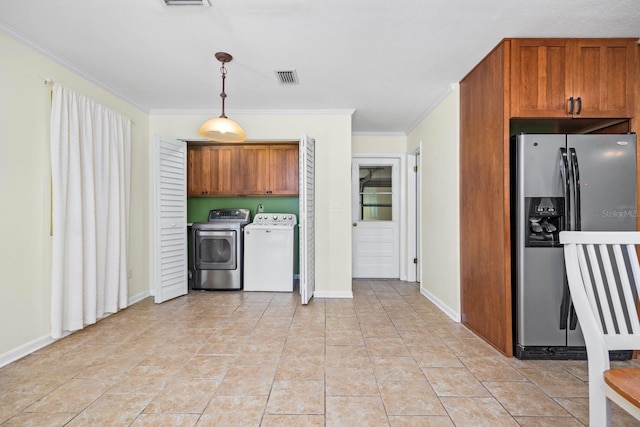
[569,148,581,231]
[559,277,570,330]
[559,148,571,230]
[559,147,572,331]
[569,303,579,330]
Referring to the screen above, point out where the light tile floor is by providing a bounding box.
[1,279,640,426]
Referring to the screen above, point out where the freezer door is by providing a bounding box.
[518,247,567,346]
[515,135,568,347]
[517,134,566,199]
[568,134,637,232]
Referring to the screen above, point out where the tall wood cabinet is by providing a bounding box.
[460,38,638,356]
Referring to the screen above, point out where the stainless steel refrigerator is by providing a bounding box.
[513,133,637,359]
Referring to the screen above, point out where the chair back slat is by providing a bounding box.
[583,243,618,334]
[600,244,631,335]
[625,244,640,333]
[578,244,607,334]
[614,244,640,334]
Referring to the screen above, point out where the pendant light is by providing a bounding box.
[198,52,247,142]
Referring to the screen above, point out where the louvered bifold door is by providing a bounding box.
[154,135,188,303]
[299,135,315,305]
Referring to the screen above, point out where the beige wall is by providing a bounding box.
[149,112,354,298]
[352,135,407,154]
[0,32,149,361]
[407,85,461,319]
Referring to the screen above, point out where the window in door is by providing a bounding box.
[358,166,393,221]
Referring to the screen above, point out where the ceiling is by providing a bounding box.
[0,0,638,134]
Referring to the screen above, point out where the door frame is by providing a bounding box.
[407,146,421,283]
[351,153,407,280]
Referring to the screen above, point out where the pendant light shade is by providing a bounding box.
[198,116,246,142]
[198,52,247,142]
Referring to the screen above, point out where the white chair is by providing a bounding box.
[560,231,640,426]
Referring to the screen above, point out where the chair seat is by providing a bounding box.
[604,368,640,410]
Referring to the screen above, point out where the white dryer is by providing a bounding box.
[243,213,297,292]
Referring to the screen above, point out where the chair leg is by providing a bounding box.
[590,374,612,426]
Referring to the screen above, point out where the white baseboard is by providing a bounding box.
[1,290,152,368]
[128,290,150,305]
[0,334,56,368]
[420,286,461,322]
[313,291,354,299]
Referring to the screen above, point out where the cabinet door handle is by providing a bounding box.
[567,97,574,115]
[575,97,582,115]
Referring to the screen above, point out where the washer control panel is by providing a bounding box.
[252,213,297,226]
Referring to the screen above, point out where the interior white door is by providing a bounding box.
[352,157,400,278]
[299,135,315,304]
[153,135,188,303]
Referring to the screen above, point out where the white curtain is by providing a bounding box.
[50,84,131,339]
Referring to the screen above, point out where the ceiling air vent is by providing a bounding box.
[163,0,210,6]
[275,70,299,85]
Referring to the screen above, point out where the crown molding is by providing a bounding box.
[351,131,407,137]
[406,83,457,135]
[149,108,356,116]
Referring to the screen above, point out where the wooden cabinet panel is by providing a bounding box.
[269,145,299,195]
[573,39,637,118]
[187,145,239,196]
[511,39,571,117]
[460,42,512,356]
[510,38,637,119]
[240,144,299,195]
[208,146,240,195]
[240,145,270,195]
[187,146,211,196]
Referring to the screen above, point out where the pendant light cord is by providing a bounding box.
[219,63,227,118]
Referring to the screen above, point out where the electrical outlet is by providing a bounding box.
[331,203,341,213]
[127,268,133,279]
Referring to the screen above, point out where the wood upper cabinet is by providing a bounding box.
[269,145,299,195]
[187,145,239,196]
[573,39,637,118]
[240,145,271,195]
[510,39,571,117]
[188,143,299,197]
[510,38,637,118]
[240,144,299,195]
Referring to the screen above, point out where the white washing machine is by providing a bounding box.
[243,213,297,292]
